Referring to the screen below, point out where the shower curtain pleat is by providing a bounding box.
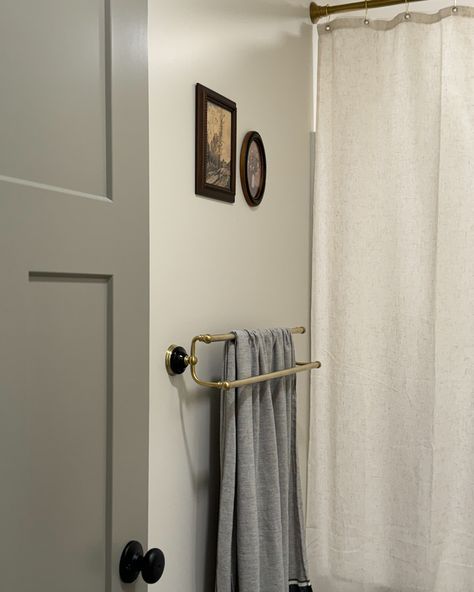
[307,8,474,592]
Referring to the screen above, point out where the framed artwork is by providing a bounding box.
[195,83,237,203]
[240,131,266,207]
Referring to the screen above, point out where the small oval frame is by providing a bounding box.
[240,131,267,207]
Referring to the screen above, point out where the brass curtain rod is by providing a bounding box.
[165,326,321,391]
[310,0,427,22]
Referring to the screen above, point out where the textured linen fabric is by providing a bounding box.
[216,328,312,592]
[307,8,474,592]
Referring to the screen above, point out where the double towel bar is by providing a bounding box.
[165,326,321,391]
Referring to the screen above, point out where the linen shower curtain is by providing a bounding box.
[307,8,474,592]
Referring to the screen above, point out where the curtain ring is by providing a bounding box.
[404,0,411,19]
[364,0,370,25]
[324,4,331,31]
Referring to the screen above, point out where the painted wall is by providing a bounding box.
[148,1,314,590]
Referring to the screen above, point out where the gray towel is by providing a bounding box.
[215,328,312,592]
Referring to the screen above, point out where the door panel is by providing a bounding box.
[3,275,110,592]
[0,1,149,590]
[0,0,108,197]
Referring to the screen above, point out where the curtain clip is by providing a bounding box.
[324,4,331,31]
[404,0,411,19]
[364,0,370,25]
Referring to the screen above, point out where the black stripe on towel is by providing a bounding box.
[289,581,313,592]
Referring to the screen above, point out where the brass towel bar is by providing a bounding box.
[165,326,321,391]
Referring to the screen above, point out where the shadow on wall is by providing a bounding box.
[198,0,308,19]
[171,376,221,592]
[162,0,309,21]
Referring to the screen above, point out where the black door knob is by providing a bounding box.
[119,540,165,584]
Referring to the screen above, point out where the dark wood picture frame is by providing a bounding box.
[195,83,237,203]
[240,131,267,207]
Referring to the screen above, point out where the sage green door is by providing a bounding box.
[0,1,149,590]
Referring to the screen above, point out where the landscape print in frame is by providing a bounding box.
[195,83,237,203]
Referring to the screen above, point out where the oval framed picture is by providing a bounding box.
[240,131,266,207]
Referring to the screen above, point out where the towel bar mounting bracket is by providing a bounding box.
[165,344,191,375]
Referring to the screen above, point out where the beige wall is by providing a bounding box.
[148,0,313,590]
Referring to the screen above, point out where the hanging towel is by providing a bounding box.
[215,328,312,592]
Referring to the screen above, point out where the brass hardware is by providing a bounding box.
[310,0,425,23]
[165,326,321,391]
[165,344,190,376]
[165,344,176,373]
